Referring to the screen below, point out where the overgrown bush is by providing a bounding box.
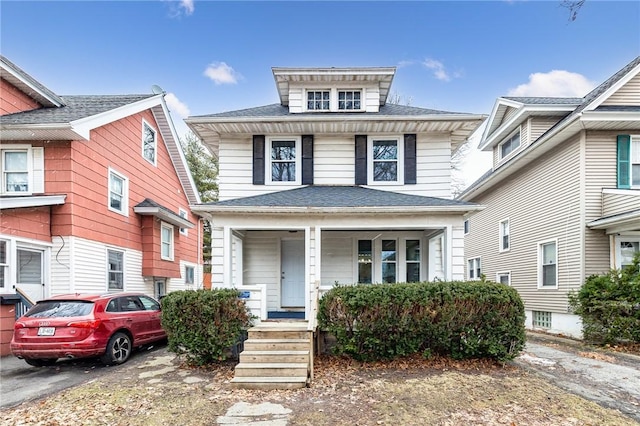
[569,255,640,344]
[161,289,254,365]
[318,281,525,362]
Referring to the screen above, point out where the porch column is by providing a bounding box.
[223,226,233,288]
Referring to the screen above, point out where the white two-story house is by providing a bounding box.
[460,56,640,338]
[186,66,485,322]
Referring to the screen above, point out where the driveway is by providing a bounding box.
[0,343,166,409]
[515,333,640,422]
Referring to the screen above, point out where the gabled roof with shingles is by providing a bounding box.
[0,55,65,108]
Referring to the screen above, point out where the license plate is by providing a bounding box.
[37,327,55,336]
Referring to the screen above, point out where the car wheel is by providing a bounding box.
[24,358,58,367]
[100,332,132,365]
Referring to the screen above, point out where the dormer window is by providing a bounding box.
[500,131,521,159]
[338,90,361,110]
[307,91,330,111]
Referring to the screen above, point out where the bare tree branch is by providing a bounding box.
[560,0,586,21]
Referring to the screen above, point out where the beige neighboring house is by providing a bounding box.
[459,56,640,338]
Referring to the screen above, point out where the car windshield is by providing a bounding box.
[26,301,94,318]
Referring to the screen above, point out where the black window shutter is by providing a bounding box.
[404,134,417,185]
[253,135,265,185]
[302,135,314,185]
[355,135,367,185]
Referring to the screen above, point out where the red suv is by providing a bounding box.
[10,292,166,367]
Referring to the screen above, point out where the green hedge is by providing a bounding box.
[318,281,525,362]
[161,289,254,365]
[569,255,640,344]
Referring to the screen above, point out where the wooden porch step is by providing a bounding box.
[248,328,310,340]
[234,362,308,377]
[230,376,308,390]
[243,338,310,351]
[240,350,309,364]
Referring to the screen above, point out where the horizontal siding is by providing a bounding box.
[243,232,288,311]
[603,191,640,216]
[584,130,639,276]
[288,87,304,113]
[501,106,518,126]
[602,73,640,105]
[528,117,559,146]
[465,136,582,313]
[217,133,454,201]
[321,236,355,285]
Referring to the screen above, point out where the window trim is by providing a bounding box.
[499,218,510,252]
[108,168,129,216]
[367,135,404,185]
[496,271,511,286]
[266,136,301,185]
[160,222,174,261]
[107,248,125,291]
[1,145,33,195]
[537,238,558,289]
[467,256,481,281]
[142,119,157,166]
[305,89,331,111]
[631,135,640,189]
[179,208,188,236]
[499,130,521,160]
[337,89,363,111]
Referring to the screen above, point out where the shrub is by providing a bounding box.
[161,289,254,365]
[569,255,640,344]
[318,281,525,362]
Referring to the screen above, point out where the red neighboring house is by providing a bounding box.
[0,56,202,353]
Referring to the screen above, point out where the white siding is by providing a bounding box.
[603,190,640,216]
[51,236,71,292]
[288,87,304,113]
[243,231,285,311]
[602,73,640,105]
[314,136,355,185]
[320,235,355,286]
[466,135,583,313]
[529,117,559,146]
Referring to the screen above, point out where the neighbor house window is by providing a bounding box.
[369,137,403,184]
[500,131,521,159]
[533,311,552,329]
[468,257,481,280]
[107,249,124,291]
[185,265,195,285]
[633,137,640,187]
[268,137,300,183]
[464,220,469,235]
[406,240,421,282]
[307,90,330,111]
[617,238,639,269]
[381,240,397,283]
[0,240,6,289]
[500,219,510,252]
[539,240,557,287]
[161,222,174,260]
[338,90,361,110]
[142,120,157,165]
[496,271,511,286]
[179,208,188,236]
[108,169,128,215]
[358,240,373,284]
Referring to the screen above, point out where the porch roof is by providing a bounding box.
[192,185,483,214]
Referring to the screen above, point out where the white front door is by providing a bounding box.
[281,240,305,308]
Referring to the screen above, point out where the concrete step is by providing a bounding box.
[230,376,308,390]
[243,339,310,351]
[240,350,309,364]
[233,362,308,377]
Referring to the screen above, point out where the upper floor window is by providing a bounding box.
[338,90,362,110]
[500,131,521,159]
[161,222,174,261]
[538,240,557,288]
[108,168,128,215]
[632,138,640,187]
[107,249,124,291]
[268,137,300,184]
[468,257,481,280]
[307,90,330,111]
[500,219,510,252]
[1,145,44,195]
[464,220,470,235]
[179,208,188,236]
[142,121,157,165]
[368,137,403,184]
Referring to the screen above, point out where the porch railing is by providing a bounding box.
[308,280,321,382]
[14,288,34,320]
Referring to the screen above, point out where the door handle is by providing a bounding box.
[281,272,285,280]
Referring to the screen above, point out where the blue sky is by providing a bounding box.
[2,0,639,186]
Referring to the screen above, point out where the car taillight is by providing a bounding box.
[14,322,26,329]
[67,319,101,329]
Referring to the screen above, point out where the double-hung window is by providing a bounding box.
[142,120,157,165]
[0,240,7,289]
[185,265,195,285]
[1,145,44,195]
[307,90,330,111]
[108,168,128,215]
[161,222,174,261]
[633,137,640,187]
[338,90,361,110]
[500,219,510,252]
[381,240,397,283]
[357,238,421,284]
[358,240,373,284]
[500,131,521,159]
[369,137,403,184]
[107,249,124,291]
[538,240,557,288]
[405,240,421,282]
[268,137,300,184]
[468,257,481,280]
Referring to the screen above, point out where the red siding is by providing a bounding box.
[0,207,52,242]
[0,78,41,115]
[0,305,16,356]
[141,216,181,278]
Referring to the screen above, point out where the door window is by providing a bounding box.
[17,249,42,284]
